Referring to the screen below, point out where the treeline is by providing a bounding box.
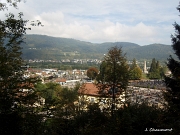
[1,82,177,135]
[129,58,168,80]
[28,62,100,70]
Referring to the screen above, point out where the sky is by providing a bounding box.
[1,0,180,45]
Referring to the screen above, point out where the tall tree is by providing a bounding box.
[164,3,180,118]
[0,12,36,112]
[0,1,43,134]
[96,61,107,84]
[96,46,129,115]
[129,58,142,80]
[148,58,161,79]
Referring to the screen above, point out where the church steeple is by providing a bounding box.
[143,60,148,73]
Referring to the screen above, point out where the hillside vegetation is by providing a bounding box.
[22,34,175,61]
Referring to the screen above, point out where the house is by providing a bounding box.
[56,78,67,86]
[78,82,125,111]
[56,78,81,88]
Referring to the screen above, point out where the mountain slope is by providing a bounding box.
[21,34,175,61]
[126,44,174,60]
[23,34,97,53]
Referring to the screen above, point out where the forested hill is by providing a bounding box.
[22,34,175,61]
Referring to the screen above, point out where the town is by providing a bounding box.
[1,0,180,134]
[24,65,167,110]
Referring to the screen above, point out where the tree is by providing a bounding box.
[149,58,157,72]
[129,58,142,80]
[96,46,129,115]
[148,58,161,79]
[96,61,107,84]
[164,4,180,117]
[87,67,98,80]
[0,1,43,134]
[35,82,62,116]
[0,13,27,113]
[0,0,22,10]
[163,3,180,134]
[35,82,79,117]
[74,104,109,135]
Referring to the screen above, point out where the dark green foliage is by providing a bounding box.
[41,102,179,135]
[0,12,38,115]
[74,104,109,135]
[96,61,107,83]
[45,118,76,135]
[114,104,169,135]
[164,7,180,116]
[164,4,180,114]
[36,82,62,109]
[129,58,142,80]
[149,58,157,72]
[96,46,129,93]
[163,3,180,134]
[0,2,43,134]
[55,103,174,135]
[0,10,42,117]
[35,82,79,118]
[148,58,161,79]
[20,113,45,135]
[96,46,129,118]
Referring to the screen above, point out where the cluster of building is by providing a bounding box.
[27,59,102,64]
[23,67,166,110]
[25,68,87,84]
[71,59,102,64]
[77,82,166,111]
[27,59,61,63]
[127,86,165,108]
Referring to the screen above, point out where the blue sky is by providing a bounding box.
[1,0,180,45]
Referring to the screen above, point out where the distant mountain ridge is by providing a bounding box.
[21,34,175,61]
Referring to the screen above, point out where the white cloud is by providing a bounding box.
[28,12,171,45]
[1,0,179,45]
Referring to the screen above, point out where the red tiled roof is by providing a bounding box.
[78,83,100,96]
[78,83,122,98]
[56,78,66,82]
